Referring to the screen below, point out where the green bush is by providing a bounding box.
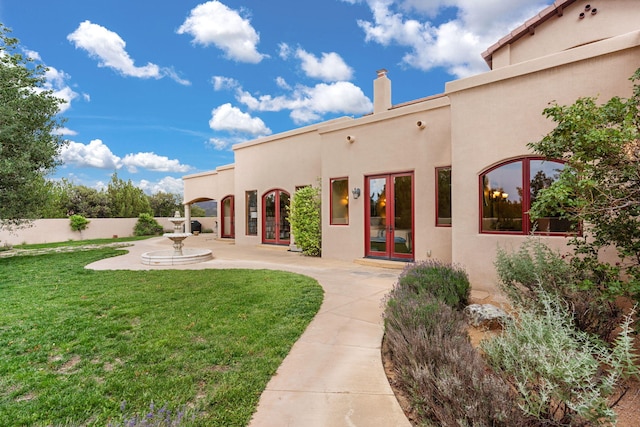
[383,286,534,426]
[288,185,321,256]
[481,289,639,426]
[396,260,470,310]
[495,239,622,341]
[133,213,164,236]
[69,214,90,232]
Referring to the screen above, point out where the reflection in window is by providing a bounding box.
[330,178,349,225]
[481,161,523,232]
[480,158,571,234]
[529,160,573,233]
[436,167,451,226]
[246,190,257,236]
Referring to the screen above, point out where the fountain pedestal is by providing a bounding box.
[141,211,213,265]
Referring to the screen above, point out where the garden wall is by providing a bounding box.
[0,217,216,246]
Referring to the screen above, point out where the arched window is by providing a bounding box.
[480,157,574,234]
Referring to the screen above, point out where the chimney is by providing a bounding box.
[373,69,391,114]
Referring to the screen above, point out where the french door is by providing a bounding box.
[221,195,235,238]
[365,173,414,260]
[262,189,290,245]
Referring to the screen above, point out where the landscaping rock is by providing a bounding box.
[464,304,509,329]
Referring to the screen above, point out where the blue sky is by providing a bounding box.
[0,0,550,195]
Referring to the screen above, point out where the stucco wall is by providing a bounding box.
[447,34,640,294]
[319,97,452,263]
[232,121,335,246]
[0,217,216,246]
[493,0,640,68]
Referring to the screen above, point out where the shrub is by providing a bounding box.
[134,213,164,236]
[481,289,639,426]
[396,260,470,310]
[495,239,622,341]
[69,214,90,232]
[383,285,534,426]
[287,185,321,256]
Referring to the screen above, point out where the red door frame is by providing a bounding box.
[262,189,291,245]
[364,172,414,261]
[221,195,235,238]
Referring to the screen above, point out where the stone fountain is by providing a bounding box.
[166,211,191,256]
[141,211,213,266]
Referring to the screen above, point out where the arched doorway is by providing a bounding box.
[221,195,235,238]
[262,189,290,245]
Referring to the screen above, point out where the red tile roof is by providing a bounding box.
[481,0,578,69]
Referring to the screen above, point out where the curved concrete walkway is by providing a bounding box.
[87,236,411,427]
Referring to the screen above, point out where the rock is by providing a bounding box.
[464,304,509,329]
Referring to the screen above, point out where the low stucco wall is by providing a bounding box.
[0,217,216,246]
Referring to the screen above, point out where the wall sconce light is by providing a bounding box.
[346,135,355,143]
[416,120,426,129]
[352,187,361,199]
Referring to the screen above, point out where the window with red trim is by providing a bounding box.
[330,177,349,225]
[480,157,574,234]
[436,167,451,227]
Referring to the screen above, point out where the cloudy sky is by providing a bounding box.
[0,0,550,195]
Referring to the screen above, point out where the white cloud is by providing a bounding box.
[59,139,192,173]
[59,139,121,169]
[121,152,193,173]
[67,21,190,85]
[237,81,372,124]
[275,76,291,90]
[177,1,265,63]
[23,49,80,113]
[209,103,272,136]
[351,0,550,78]
[52,127,78,136]
[296,49,354,82]
[278,42,292,60]
[212,75,239,91]
[138,176,184,195]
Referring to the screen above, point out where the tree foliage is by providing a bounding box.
[288,185,321,256]
[148,191,182,217]
[107,172,151,218]
[0,24,67,228]
[528,68,640,300]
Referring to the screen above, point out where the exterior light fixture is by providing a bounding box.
[352,188,361,199]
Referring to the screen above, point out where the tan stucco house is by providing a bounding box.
[183,0,640,295]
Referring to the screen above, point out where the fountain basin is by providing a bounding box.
[141,248,213,266]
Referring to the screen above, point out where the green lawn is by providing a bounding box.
[0,248,323,426]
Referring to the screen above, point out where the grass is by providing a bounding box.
[0,248,324,426]
[12,236,152,250]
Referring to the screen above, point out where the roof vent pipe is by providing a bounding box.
[591,8,597,15]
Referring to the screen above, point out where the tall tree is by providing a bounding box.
[148,191,182,217]
[528,68,640,299]
[0,24,67,228]
[107,172,151,218]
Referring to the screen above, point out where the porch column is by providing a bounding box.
[184,204,191,233]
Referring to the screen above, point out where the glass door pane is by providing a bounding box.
[264,192,276,242]
[392,174,413,257]
[279,191,290,241]
[367,177,388,255]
